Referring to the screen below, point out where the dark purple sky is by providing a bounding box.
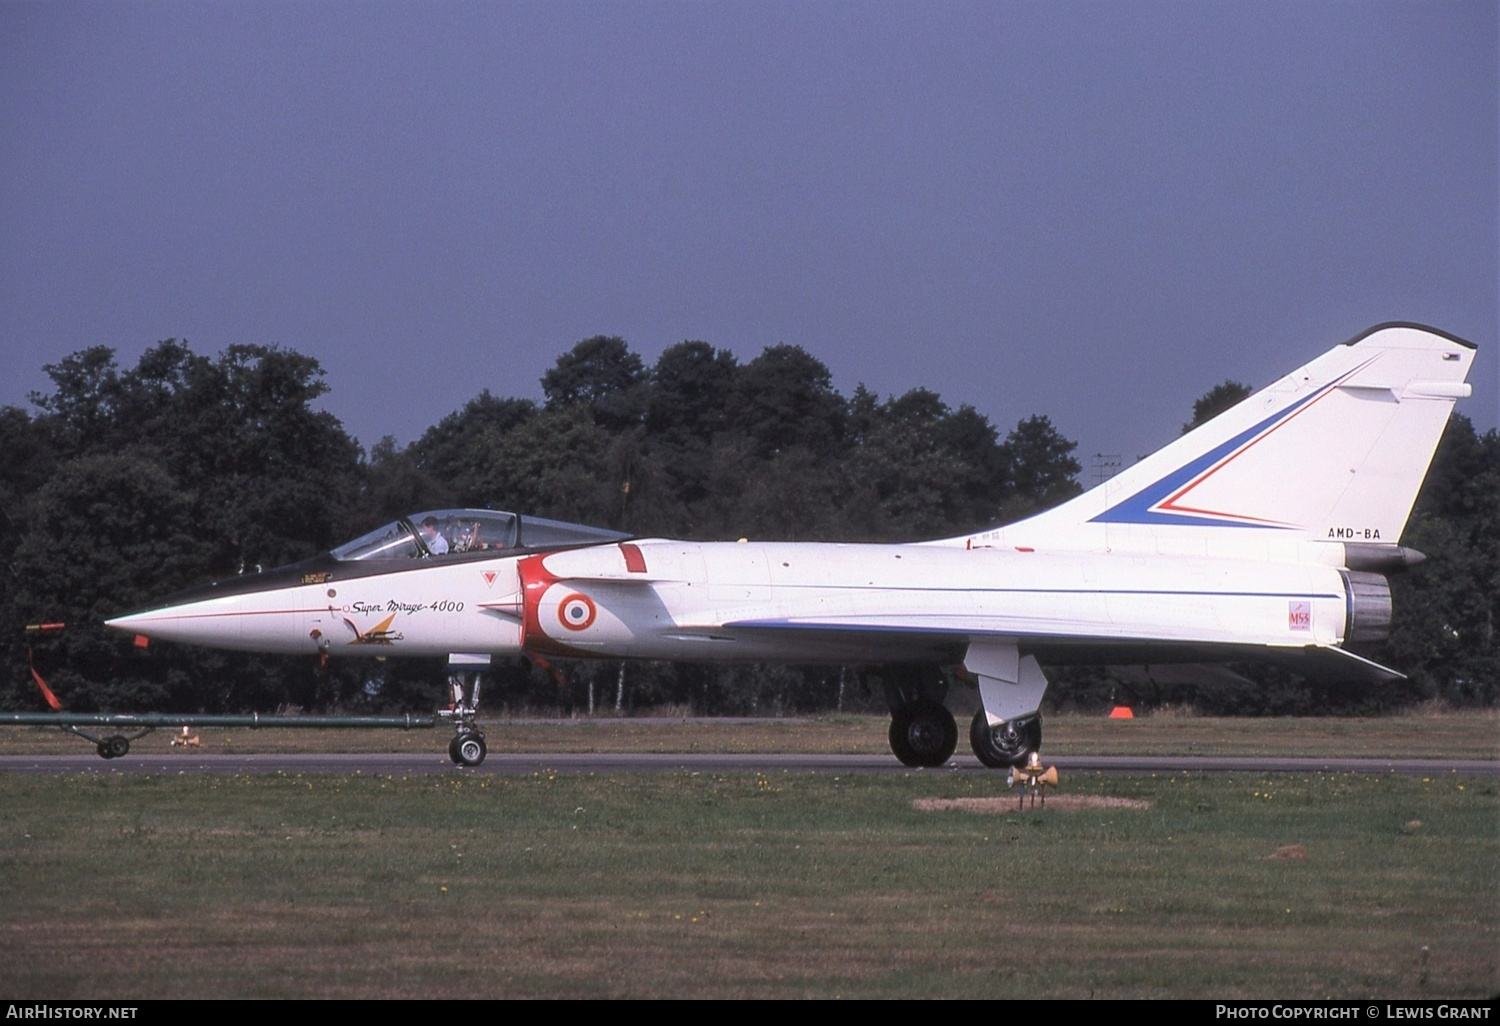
[3,1,1495,475]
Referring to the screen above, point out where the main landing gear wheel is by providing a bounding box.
[889,700,958,768]
[970,711,1040,768]
[449,732,487,767]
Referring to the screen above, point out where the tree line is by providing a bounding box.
[3,336,1494,716]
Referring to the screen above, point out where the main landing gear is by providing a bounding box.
[443,668,487,767]
[890,700,959,768]
[880,682,1042,769]
[879,667,959,768]
[969,711,1041,769]
[962,644,1049,770]
[876,647,1050,771]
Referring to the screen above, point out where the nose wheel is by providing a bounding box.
[448,732,487,767]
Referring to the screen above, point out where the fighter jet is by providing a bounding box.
[106,323,1476,767]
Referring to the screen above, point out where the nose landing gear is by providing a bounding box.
[443,668,487,766]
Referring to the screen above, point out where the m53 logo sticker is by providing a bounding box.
[1288,601,1311,631]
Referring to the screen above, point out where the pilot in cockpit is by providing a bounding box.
[418,516,449,556]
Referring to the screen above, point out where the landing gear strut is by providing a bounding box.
[443,668,487,766]
[962,644,1050,771]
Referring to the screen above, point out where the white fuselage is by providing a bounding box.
[110,538,1352,667]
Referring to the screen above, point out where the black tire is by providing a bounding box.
[105,735,130,759]
[970,711,1040,768]
[96,740,113,760]
[455,733,487,767]
[889,700,958,768]
[448,736,465,764]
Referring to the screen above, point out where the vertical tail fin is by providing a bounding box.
[957,323,1475,550]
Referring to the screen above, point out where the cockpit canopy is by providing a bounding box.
[331,509,630,562]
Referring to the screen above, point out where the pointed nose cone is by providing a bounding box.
[103,557,342,653]
[104,611,152,635]
[106,609,194,644]
[103,595,248,649]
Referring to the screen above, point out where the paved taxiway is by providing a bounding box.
[1,752,1495,776]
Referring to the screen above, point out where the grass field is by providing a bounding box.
[0,713,1496,998]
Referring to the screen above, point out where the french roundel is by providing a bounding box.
[557,593,597,632]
